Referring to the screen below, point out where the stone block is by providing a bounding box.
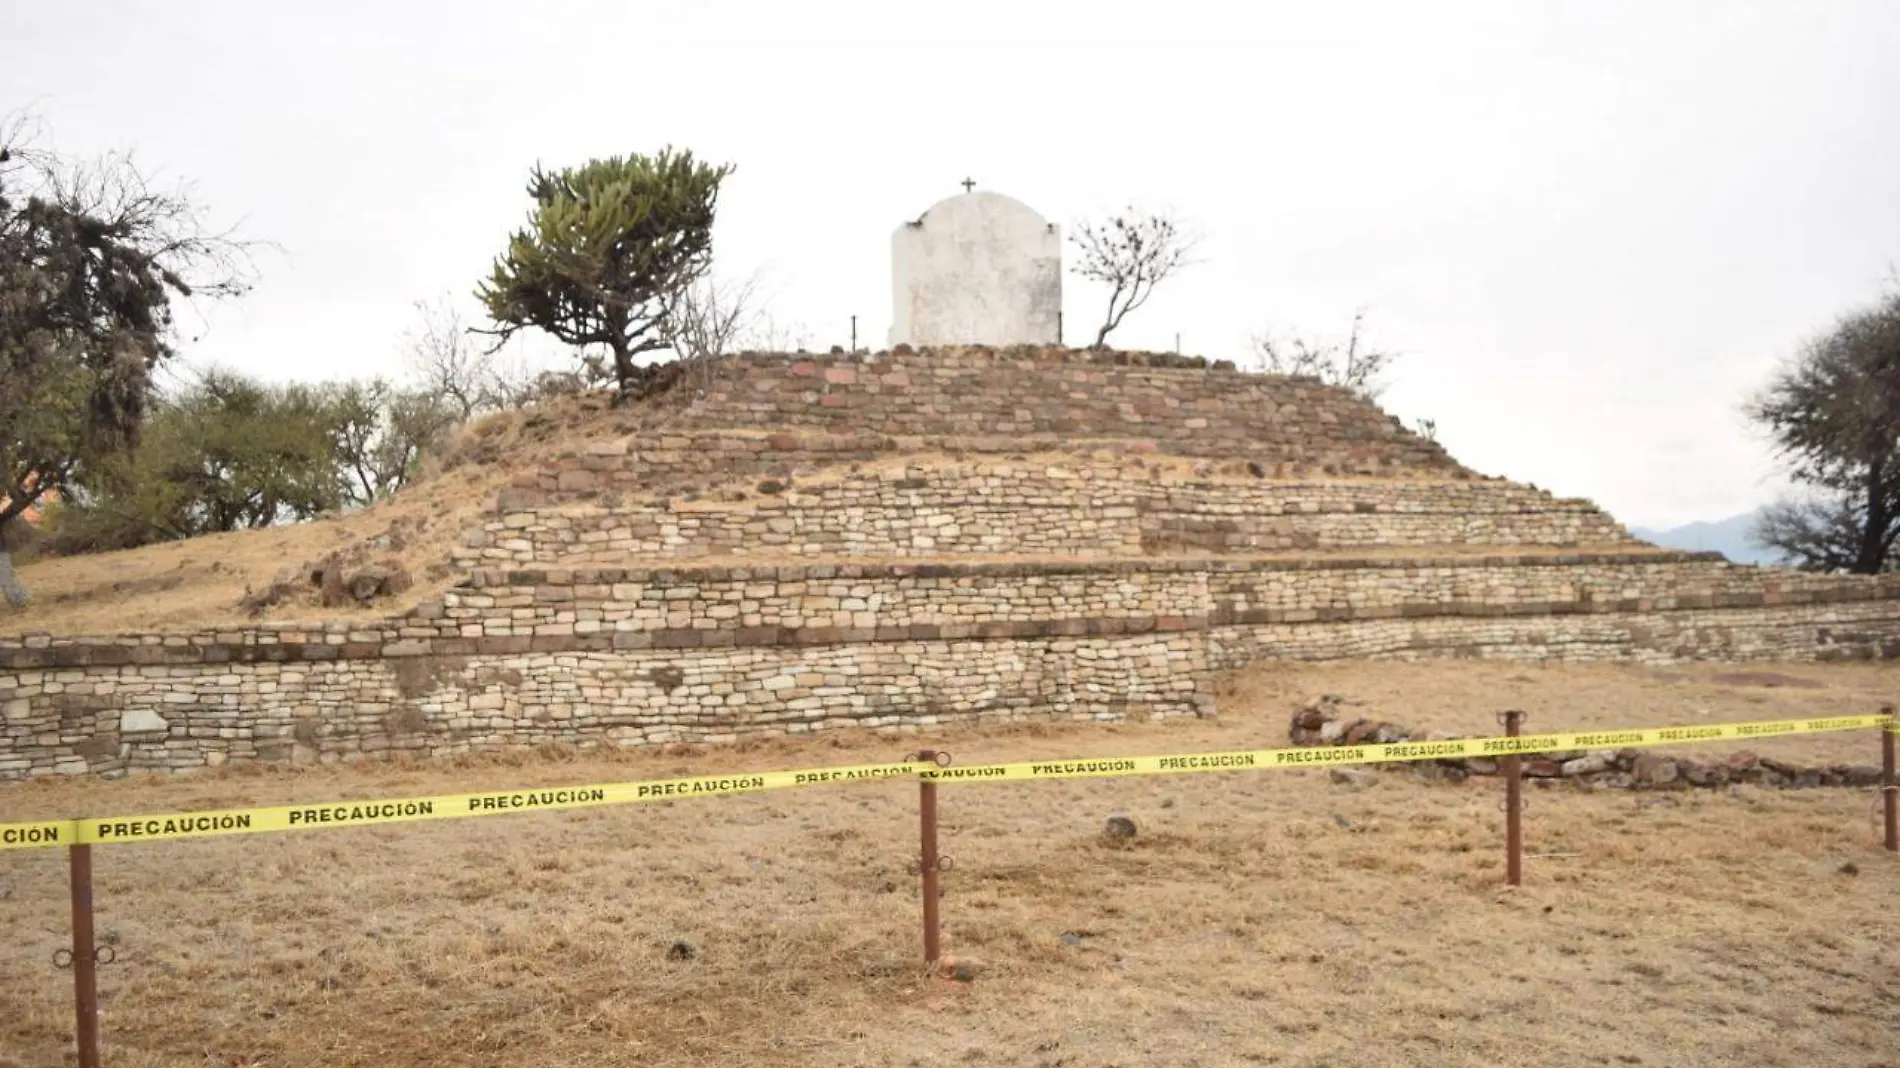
[120,708,171,734]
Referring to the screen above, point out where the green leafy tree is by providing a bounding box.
[323,378,458,506]
[476,148,734,398]
[0,112,252,536]
[53,370,342,551]
[1745,287,1900,573]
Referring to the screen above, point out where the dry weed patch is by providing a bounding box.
[3,661,1897,1066]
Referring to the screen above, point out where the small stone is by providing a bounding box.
[351,566,390,601]
[1722,751,1760,772]
[1342,719,1379,745]
[1524,759,1563,778]
[1561,753,1612,777]
[942,953,984,982]
[1839,765,1884,787]
[1103,815,1138,841]
[1060,932,1085,948]
[1680,761,1726,788]
[1317,720,1347,744]
[1632,754,1679,787]
[1838,862,1860,876]
[1329,768,1377,789]
[666,940,697,962]
[119,708,170,734]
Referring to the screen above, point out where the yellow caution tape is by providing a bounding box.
[1,820,73,850]
[0,760,926,852]
[915,714,1895,783]
[0,714,1890,853]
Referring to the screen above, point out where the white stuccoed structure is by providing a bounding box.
[889,188,1061,348]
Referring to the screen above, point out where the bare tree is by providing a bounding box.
[1250,309,1400,401]
[1750,496,1859,571]
[402,297,545,417]
[1069,208,1199,348]
[1744,286,1900,573]
[755,316,813,353]
[663,272,765,363]
[662,269,813,363]
[322,379,459,507]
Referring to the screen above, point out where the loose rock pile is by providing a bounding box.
[1288,696,1885,789]
[237,555,415,617]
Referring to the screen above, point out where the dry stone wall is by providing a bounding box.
[505,429,900,508]
[513,348,1463,510]
[667,350,1458,476]
[466,466,1632,566]
[1206,557,1895,620]
[1206,597,1900,667]
[5,552,1898,779]
[0,635,1207,779]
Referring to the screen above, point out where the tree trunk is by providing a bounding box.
[0,483,42,528]
[1854,462,1891,573]
[0,551,27,608]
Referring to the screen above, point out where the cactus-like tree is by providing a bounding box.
[477,149,734,399]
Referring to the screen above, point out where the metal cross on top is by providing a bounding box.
[961,177,976,193]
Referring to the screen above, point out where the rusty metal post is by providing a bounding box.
[1502,710,1524,887]
[69,843,101,1068]
[916,749,942,966]
[1882,711,1897,853]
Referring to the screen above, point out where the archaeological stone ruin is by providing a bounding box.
[3,186,1899,780]
[2,345,1899,780]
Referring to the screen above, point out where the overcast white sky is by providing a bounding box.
[6,1,1899,529]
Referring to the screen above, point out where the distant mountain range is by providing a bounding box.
[1628,509,1787,567]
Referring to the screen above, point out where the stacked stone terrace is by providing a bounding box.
[5,347,1899,778]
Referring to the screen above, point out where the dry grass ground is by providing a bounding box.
[3,661,1898,1067]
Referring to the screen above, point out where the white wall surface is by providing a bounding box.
[890,192,1061,347]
